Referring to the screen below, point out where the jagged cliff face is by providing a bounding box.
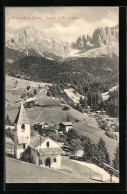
[72,24,119,49]
[6,28,71,58]
[91,24,119,46]
[68,24,119,59]
[6,24,119,60]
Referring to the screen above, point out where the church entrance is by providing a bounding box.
[45,158,51,168]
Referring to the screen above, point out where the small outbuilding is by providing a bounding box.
[59,122,73,133]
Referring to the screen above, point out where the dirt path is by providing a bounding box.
[71,160,119,183]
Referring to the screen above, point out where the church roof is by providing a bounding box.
[29,133,46,148]
[39,147,63,155]
[14,102,30,124]
[29,133,63,155]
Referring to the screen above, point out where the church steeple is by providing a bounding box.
[14,101,30,124]
[14,101,31,159]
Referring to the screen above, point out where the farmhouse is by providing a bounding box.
[34,122,49,131]
[24,98,38,108]
[59,122,73,133]
[34,123,57,134]
[13,102,63,169]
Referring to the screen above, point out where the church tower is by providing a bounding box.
[14,101,30,159]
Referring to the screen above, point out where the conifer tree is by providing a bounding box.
[97,138,110,165]
[5,114,11,125]
[34,89,37,95]
[69,139,82,155]
[112,146,119,170]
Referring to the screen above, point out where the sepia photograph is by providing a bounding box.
[5,7,119,183]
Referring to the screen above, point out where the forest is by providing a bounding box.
[6,55,119,117]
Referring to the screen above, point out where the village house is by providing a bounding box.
[13,102,63,169]
[34,122,58,134]
[59,122,73,133]
[34,122,49,131]
[24,98,38,108]
[34,122,49,130]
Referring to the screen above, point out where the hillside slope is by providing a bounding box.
[5,76,118,161]
[6,157,101,183]
[6,56,118,89]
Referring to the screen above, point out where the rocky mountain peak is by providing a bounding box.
[6,24,119,60]
[91,24,119,46]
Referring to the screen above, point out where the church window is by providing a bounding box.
[23,144,26,149]
[21,124,25,132]
[46,142,49,147]
[54,158,56,162]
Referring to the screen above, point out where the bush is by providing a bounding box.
[5,128,14,141]
[75,119,81,123]
[63,106,70,110]
[26,85,30,91]
[33,89,37,95]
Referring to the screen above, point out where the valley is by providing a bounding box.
[5,76,119,161]
[5,20,119,183]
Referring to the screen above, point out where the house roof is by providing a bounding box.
[25,97,36,103]
[59,122,73,126]
[14,102,30,124]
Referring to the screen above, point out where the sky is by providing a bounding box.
[5,7,119,42]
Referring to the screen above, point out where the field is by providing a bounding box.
[6,157,102,183]
[5,76,118,161]
[5,75,52,90]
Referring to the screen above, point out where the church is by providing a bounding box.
[14,102,63,169]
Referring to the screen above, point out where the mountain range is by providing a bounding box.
[6,24,119,62]
[5,24,119,119]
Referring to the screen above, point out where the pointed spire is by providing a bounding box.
[14,101,30,124]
